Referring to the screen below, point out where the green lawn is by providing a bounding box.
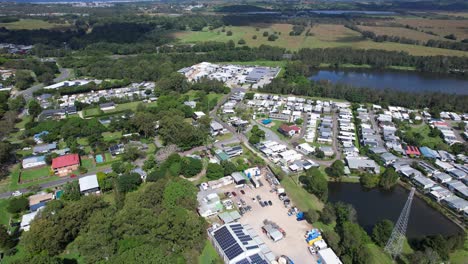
[270,121,289,141]
[365,244,393,264]
[0,199,11,226]
[102,131,122,142]
[81,158,96,171]
[20,166,51,181]
[198,240,222,264]
[408,124,448,149]
[9,166,60,191]
[216,132,233,141]
[450,237,468,264]
[83,101,158,118]
[281,175,324,211]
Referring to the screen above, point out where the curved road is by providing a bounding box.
[15,68,71,100]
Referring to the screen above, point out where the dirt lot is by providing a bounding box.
[223,183,317,263]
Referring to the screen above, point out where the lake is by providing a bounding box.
[309,69,468,95]
[328,183,462,238]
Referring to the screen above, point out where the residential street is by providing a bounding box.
[0,168,111,199]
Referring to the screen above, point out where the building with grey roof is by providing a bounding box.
[443,196,468,212]
[33,143,57,154]
[346,157,380,174]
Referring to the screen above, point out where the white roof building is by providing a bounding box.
[318,248,342,264]
[79,175,100,194]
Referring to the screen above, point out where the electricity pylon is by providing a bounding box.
[384,187,416,260]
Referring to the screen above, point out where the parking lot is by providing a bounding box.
[222,183,317,263]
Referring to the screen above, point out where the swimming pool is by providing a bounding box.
[95,154,104,163]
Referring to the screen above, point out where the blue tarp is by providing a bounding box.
[296,212,304,221]
[420,146,439,159]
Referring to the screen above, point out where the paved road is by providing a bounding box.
[15,68,71,100]
[254,120,281,143]
[0,168,111,199]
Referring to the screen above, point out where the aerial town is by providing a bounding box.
[0,1,467,264]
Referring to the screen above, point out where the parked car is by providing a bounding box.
[263,201,269,206]
[240,190,245,195]
[268,200,272,206]
[232,191,237,197]
[70,174,77,178]
[256,195,261,200]
[11,191,22,197]
[260,201,265,207]
[241,199,246,206]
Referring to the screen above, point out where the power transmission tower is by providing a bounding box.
[384,187,416,260]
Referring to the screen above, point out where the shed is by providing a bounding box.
[231,172,246,185]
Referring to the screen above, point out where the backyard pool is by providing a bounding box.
[95,154,104,163]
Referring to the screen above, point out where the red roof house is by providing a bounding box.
[405,146,421,156]
[52,154,80,176]
[278,124,301,137]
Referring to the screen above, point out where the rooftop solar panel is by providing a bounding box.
[236,258,251,264]
[225,243,243,260]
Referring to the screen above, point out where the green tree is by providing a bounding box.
[237,39,246,45]
[117,173,142,193]
[315,149,325,159]
[325,160,344,180]
[122,145,143,162]
[294,118,303,125]
[304,209,319,223]
[299,168,328,201]
[61,181,81,201]
[28,100,42,117]
[0,224,15,250]
[15,70,35,90]
[360,173,380,188]
[379,168,399,190]
[7,196,29,214]
[221,160,237,176]
[320,203,336,224]
[206,163,224,180]
[322,230,341,255]
[371,219,394,247]
[180,157,203,178]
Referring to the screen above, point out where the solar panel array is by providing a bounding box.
[235,254,269,264]
[213,226,244,260]
[214,224,269,263]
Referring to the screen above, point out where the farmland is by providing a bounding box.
[173,23,468,56]
[357,25,450,42]
[392,18,468,40]
[0,19,69,30]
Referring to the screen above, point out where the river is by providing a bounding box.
[309,69,468,95]
[328,183,462,238]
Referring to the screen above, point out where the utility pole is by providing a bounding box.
[384,187,416,260]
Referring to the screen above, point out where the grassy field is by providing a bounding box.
[408,124,448,149]
[357,25,449,42]
[198,240,222,264]
[83,101,158,118]
[0,199,11,226]
[365,244,393,264]
[174,23,468,56]
[449,237,468,264]
[394,18,468,40]
[102,131,122,142]
[20,166,51,181]
[0,19,69,30]
[281,175,324,211]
